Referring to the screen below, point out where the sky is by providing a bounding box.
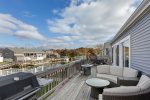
[0,0,142,49]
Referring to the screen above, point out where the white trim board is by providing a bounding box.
[112,35,131,68]
[112,35,130,47]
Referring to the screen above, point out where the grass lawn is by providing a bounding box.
[0,61,11,65]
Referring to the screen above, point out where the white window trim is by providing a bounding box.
[112,35,130,47]
[112,35,131,68]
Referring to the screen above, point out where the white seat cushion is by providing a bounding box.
[137,75,150,91]
[99,94,103,100]
[110,66,123,77]
[97,74,117,84]
[123,67,138,78]
[103,86,141,94]
[97,65,110,74]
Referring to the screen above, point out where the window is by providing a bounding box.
[112,35,130,67]
[106,48,109,56]
[123,40,129,67]
[116,45,119,66]
[112,48,113,63]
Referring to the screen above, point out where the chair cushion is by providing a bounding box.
[103,86,141,94]
[97,65,110,74]
[97,74,117,84]
[123,67,138,78]
[137,75,150,91]
[110,66,123,77]
[99,94,103,100]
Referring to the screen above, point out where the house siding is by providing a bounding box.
[131,12,150,74]
[112,10,150,74]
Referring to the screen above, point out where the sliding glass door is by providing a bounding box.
[123,40,129,67]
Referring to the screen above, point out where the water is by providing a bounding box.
[0,61,69,76]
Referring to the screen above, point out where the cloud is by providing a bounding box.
[52,9,59,14]
[38,41,76,49]
[0,0,142,49]
[0,44,16,48]
[0,13,46,41]
[23,11,36,17]
[0,13,69,45]
[47,0,142,48]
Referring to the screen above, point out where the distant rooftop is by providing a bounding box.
[8,48,45,54]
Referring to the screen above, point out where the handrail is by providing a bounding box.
[35,59,87,100]
[35,60,80,77]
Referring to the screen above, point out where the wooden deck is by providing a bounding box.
[46,66,97,100]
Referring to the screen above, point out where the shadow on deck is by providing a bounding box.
[46,66,97,100]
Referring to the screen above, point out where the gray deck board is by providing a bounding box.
[46,66,97,100]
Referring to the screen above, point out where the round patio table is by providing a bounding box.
[81,64,93,75]
[86,78,110,99]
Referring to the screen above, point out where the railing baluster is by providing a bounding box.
[53,72,56,85]
[35,59,87,99]
[56,71,58,85]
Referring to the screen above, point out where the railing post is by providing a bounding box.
[55,71,57,85]
[54,72,57,86]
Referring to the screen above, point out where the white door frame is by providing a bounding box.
[112,35,131,68]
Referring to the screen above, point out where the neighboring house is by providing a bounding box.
[0,49,4,63]
[102,42,112,64]
[2,48,46,63]
[102,42,112,58]
[0,53,3,62]
[64,56,70,62]
[111,0,150,74]
[45,50,60,58]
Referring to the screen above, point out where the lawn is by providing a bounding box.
[0,61,11,65]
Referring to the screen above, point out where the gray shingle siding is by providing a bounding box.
[112,10,150,74]
[2,48,15,60]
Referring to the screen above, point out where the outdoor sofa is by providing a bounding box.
[96,65,139,86]
[99,75,150,100]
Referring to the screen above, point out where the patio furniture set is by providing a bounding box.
[84,65,150,100]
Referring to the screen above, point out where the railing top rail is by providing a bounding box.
[35,59,84,77]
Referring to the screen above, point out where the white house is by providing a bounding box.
[0,53,3,62]
[102,42,112,58]
[2,48,46,63]
[45,50,60,58]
